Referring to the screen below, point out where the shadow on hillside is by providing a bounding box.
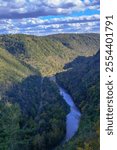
[56,50,100,106]
[63,50,100,70]
[5,75,42,117]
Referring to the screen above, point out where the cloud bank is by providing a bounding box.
[0,0,100,19]
[0,0,100,35]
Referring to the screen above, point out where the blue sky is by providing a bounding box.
[0,0,100,35]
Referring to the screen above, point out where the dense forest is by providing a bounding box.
[0,34,100,150]
[0,33,99,76]
[0,76,69,150]
[56,51,100,150]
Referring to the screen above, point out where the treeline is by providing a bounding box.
[56,51,100,150]
[0,75,69,150]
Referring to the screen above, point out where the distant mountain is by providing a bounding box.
[0,34,99,76]
[48,33,99,54]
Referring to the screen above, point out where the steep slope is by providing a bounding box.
[0,76,68,150]
[0,34,72,149]
[0,47,32,96]
[0,34,100,75]
[49,33,99,55]
[56,51,100,150]
[56,51,100,105]
[0,34,100,150]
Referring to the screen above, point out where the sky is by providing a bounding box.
[0,0,100,36]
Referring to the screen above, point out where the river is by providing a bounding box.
[50,76,81,142]
[58,86,81,142]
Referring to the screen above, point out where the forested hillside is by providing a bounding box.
[0,34,99,75]
[56,51,100,150]
[0,34,100,150]
[0,76,69,150]
[0,47,33,96]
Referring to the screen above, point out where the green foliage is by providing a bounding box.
[0,47,33,97]
[0,34,100,150]
[0,34,99,76]
[49,33,100,55]
[0,102,21,150]
[56,51,100,150]
[1,76,69,150]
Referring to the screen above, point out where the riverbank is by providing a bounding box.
[50,76,81,143]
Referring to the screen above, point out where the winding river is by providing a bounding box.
[58,86,81,142]
[50,76,81,142]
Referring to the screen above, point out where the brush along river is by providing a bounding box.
[50,76,81,142]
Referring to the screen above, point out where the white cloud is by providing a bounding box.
[0,14,100,35]
[84,0,90,5]
[0,0,99,19]
[0,0,100,35]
